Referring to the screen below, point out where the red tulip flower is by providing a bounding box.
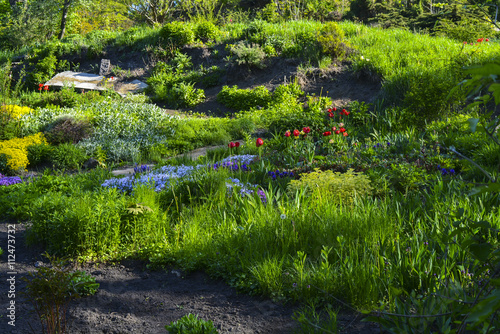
[234,142,240,147]
[328,112,334,118]
[44,85,49,91]
[256,138,264,147]
[38,83,43,88]
[323,131,331,136]
[228,142,235,148]
[303,127,311,134]
[343,132,348,137]
[340,127,346,133]
[332,126,337,131]
[335,130,340,135]
[332,107,337,112]
[285,131,291,137]
[293,129,300,137]
[486,38,489,42]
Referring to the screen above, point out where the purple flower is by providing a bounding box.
[0,176,23,186]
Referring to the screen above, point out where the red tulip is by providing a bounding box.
[44,85,49,91]
[340,127,346,133]
[293,129,300,137]
[328,113,334,118]
[486,38,489,42]
[323,131,331,136]
[332,126,337,131]
[332,107,337,112]
[235,142,240,147]
[38,83,43,88]
[228,142,235,148]
[256,138,264,147]
[335,130,340,135]
[343,132,348,137]
[285,131,291,137]
[303,127,311,134]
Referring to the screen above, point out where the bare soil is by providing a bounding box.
[0,221,380,334]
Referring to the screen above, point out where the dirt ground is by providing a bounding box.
[0,221,381,334]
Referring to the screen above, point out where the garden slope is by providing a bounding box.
[79,44,381,115]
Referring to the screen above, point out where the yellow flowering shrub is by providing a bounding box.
[0,133,47,173]
[1,105,33,119]
[287,168,373,205]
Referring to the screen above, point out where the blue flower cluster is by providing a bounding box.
[437,165,456,176]
[0,174,22,186]
[134,164,151,175]
[211,161,251,172]
[102,155,257,193]
[267,170,294,180]
[372,142,391,149]
[226,177,267,204]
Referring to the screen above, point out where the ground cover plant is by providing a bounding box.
[1,5,500,333]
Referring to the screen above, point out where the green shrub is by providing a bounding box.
[50,143,88,170]
[288,168,373,205]
[230,42,267,69]
[217,85,271,111]
[31,54,58,85]
[317,22,349,60]
[165,313,218,334]
[44,116,93,145]
[195,21,220,42]
[169,82,205,108]
[27,143,53,166]
[160,22,195,48]
[22,254,99,334]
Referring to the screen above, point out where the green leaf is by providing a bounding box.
[468,243,493,261]
[467,289,500,324]
[469,182,500,196]
[488,83,500,105]
[464,63,500,76]
[468,118,479,133]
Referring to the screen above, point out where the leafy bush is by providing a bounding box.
[44,116,93,145]
[195,21,220,42]
[50,143,88,170]
[165,313,218,334]
[27,143,53,166]
[317,21,349,60]
[30,53,58,85]
[160,22,195,49]
[22,254,98,334]
[288,168,373,205]
[217,85,271,111]
[230,42,267,69]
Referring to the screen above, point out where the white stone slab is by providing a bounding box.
[117,80,148,96]
[45,71,107,91]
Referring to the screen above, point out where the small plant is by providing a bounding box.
[160,22,195,49]
[22,253,99,334]
[317,22,349,60]
[50,143,88,170]
[217,85,271,111]
[288,168,372,205]
[230,42,267,69]
[165,313,218,334]
[44,116,93,145]
[194,21,220,42]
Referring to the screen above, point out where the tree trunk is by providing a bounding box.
[58,0,72,40]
